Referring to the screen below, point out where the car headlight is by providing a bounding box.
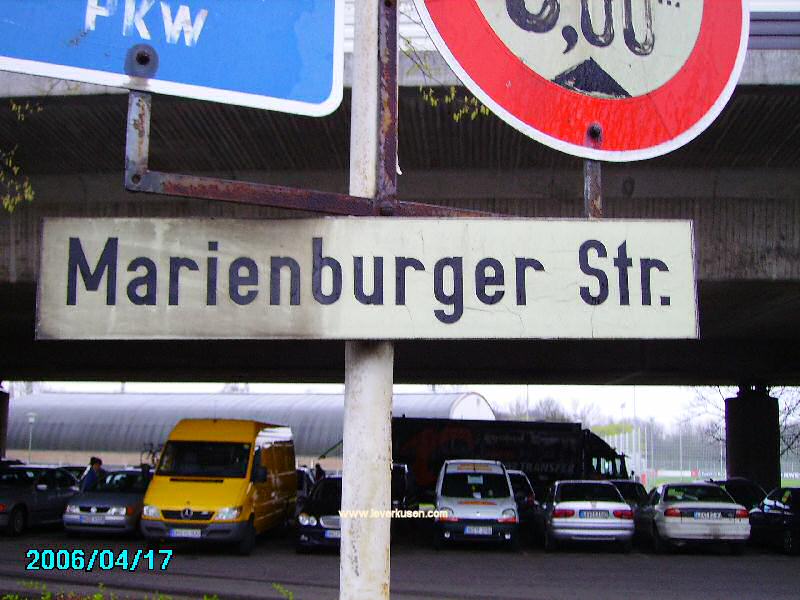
[436,507,457,522]
[142,505,160,518]
[500,508,518,523]
[107,506,127,516]
[298,513,318,526]
[213,506,243,521]
[64,505,80,515]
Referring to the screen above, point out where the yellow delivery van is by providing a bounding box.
[141,419,296,555]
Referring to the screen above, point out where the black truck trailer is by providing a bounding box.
[392,417,627,498]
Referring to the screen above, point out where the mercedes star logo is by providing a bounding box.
[181,507,193,519]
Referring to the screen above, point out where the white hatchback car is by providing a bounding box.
[434,460,519,549]
[635,482,750,554]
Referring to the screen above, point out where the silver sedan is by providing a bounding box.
[63,469,151,536]
[634,482,750,554]
[539,480,635,552]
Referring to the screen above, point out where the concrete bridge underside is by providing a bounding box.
[0,83,798,385]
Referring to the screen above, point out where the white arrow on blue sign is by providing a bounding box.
[0,0,344,116]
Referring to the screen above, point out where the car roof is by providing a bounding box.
[556,480,615,485]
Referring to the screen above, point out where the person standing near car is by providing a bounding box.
[80,456,105,492]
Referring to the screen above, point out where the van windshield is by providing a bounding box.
[442,473,511,499]
[157,442,251,478]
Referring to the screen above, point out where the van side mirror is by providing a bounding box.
[253,466,268,483]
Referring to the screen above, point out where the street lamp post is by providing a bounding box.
[26,412,36,463]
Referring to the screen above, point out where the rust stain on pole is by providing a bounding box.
[377,0,399,216]
[584,123,603,218]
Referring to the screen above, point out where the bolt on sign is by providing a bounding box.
[413,0,749,161]
[37,218,698,340]
[0,0,344,116]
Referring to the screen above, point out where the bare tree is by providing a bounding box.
[691,386,800,458]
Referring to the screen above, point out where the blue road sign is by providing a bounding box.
[0,0,344,116]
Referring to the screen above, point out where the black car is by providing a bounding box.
[611,479,648,508]
[0,465,79,535]
[296,475,342,553]
[709,477,766,511]
[508,469,537,525]
[296,466,316,501]
[749,486,799,554]
[391,463,418,512]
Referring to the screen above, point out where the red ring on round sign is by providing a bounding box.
[415,0,748,162]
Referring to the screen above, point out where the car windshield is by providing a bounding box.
[557,483,622,503]
[0,469,35,487]
[613,482,646,504]
[157,442,251,478]
[442,473,511,499]
[310,477,343,514]
[509,473,533,496]
[96,471,150,493]
[664,485,734,503]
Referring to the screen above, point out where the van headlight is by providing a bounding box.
[213,506,242,521]
[499,508,518,523]
[142,505,160,518]
[64,504,80,515]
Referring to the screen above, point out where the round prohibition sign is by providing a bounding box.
[413,0,749,161]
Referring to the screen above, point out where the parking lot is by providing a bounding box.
[1,528,798,600]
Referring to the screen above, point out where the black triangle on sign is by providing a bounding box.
[553,58,630,99]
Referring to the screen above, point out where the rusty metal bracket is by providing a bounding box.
[124,64,492,217]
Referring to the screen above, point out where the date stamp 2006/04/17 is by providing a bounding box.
[26,549,172,572]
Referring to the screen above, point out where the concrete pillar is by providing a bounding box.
[725,385,781,493]
[340,342,393,600]
[0,388,8,458]
[339,2,393,599]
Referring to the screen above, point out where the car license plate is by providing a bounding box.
[170,528,201,538]
[580,510,608,519]
[324,529,341,539]
[694,512,721,520]
[80,515,105,525]
[464,526,493,536]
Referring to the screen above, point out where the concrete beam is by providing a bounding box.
[1,49,798,100]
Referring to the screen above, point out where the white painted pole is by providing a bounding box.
[340,2,393,599]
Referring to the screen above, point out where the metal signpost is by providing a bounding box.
[0,0,345,116]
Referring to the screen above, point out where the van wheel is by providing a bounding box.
[237,521,257,556]
[6,507,26,536]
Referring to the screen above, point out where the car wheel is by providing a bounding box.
[729,542,745,556]
[619,539,633,554]
[543,529,557,552]
[236,521,257,556]
[145,538,161,551]
[295,543,312,555]
[782,530,796,555]
[6,507,26,537]
[433,530,445,551]
[507,534,521,552]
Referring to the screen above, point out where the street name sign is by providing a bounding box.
[38,218,698,340]
[0,0,344,116]
[413,0,749,161]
